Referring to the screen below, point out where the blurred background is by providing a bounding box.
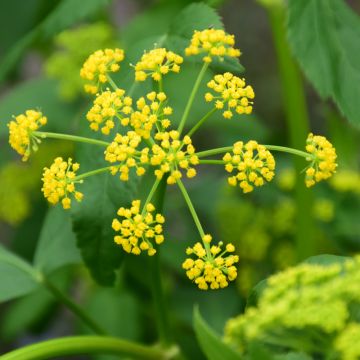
[0,0,359,358]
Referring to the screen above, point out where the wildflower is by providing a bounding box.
[205,72,255,118]
[41,157,83,209]
[8,110,47,161]
[185,29,241,63]
[305,133,337,187]
[80,48,124,94]
[150,131,199,184]
[104,131,148,181]
[335,323,360,360]
[129,92,172,139]
[329,170,360,194]
[223,140,275,193]
[134,48,183,81]
[86,89,133,134]
[183,238,239,290]
[112,200,165,256]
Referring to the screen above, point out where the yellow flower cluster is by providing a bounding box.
[150,131,199,184]
[8,110,47,161]
[205,72,255,118]
[104,131,148,181]
[134,48,183,81]
[305,133,337,187]
[223,141,275,193]
[112,200,165,256]
[185,29,241,63]
[41,157,83,209]
[182,237,239,290]
[335,323,360,360]
[80,48,124,94]
[128,92,172,139]
[86,89,133,134]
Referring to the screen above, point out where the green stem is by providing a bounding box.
[176,179,210,257]
[33,131,110,147]
[199,159,225,165]
[0,336,174,360]
[43,278,107,335]
[264,145,310,159]
[74,166,113,181]
[158,78,163,93]
[148,178,171,345]
[268,4,316,260]
[142,178,161,213]
[107,75,119,91]
[196,147,232,158]
[178,62,209,135]
[186,108,217,138]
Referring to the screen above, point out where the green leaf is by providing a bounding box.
[0,245,40,302]
[287,0,360,126]
[304,254,349,266]
[194,306,242,360]
[71,126,138,286]
[34,206,81,274]
[246,278,267,309]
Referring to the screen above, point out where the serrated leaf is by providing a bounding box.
[34,206,81,274]
[194,306,242,360]
[287,0,360,126]
[0,245,40,302]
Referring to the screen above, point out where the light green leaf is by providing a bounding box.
[287,0,360,126]
[0,245,40,302]
[304,254,349,266]
[34,206,81,274]
[194,306,242,360]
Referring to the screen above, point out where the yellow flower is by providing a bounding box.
[134,48,183,81]
[80,48,124,94]
[205,72,255,118]
[150,131,199,184]
[86,89,133,134]
[223,140,275,193]
[185,29,241,63]
[112,200,165,256]
[8,110,47,161]
[305,133,337,187]
[104,131,148,181]
[183,238,239,290]
[329,170,360,194]
[129,92,173,139]
[41,157,83,209]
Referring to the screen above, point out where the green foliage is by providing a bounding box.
[194,306,241,360]
[287,0,360,127]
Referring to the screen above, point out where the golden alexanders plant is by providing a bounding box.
[7,28,337,291]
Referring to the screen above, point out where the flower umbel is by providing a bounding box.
[185,29,241,63]
[112,200,165,256]
[205,72,255,118]
[8,110,47,161]
[183,237,239,290]
[41,157,83,209]
[80,48,124,94]
[223,140,275,193]
[134,48,183,81]
[305,133,337,187]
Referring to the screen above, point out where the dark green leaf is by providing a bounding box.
[246,278,267,309]
[287,0,360,126]
[194,306,242,360]
[0,245,40,302]
[34,206,81,274]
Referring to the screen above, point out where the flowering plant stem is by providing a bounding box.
[176,179,211,257]
[178,62,209,135]
[186,108,217,137]
[267,3,316,260]
[0,336,174,360]
[33,131,110,147]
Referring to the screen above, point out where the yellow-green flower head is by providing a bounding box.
[335,323,360,360]
[134,48,183,81]
[150,131,199,184]
[104,131,148,181]
[313,198,335,222]
[205,72,255,118]
[80,48,124,94]
[330,170,360,194]
[305,133,337,187]
[86,89,133,134]
[185,29,241,63]
[182,236,239,290]
[112,200,165,256]
[41,157,83,209]
[223,141,275,193]
[129,92,173,139]
[8,110,47,161]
